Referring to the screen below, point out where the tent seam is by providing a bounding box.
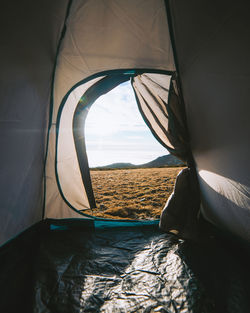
[164,0,194,168]
[42,0,74,219]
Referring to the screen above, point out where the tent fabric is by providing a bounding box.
[0,0,69,245]
[132,74,174,150]
[169,0,250,241]
[45,0,175,220]
[0,0,249,253]
[46,77,104,218]
[132,74,201,239]
[52,0,175,122]
[0,1,250,311]
[1,219,250,313]
[132,73,189,161]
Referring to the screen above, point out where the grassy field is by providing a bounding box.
[83,167,184,220]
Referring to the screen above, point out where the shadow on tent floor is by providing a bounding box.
[1,218,250,313]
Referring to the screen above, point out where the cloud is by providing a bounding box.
[85,81,147,136]
[86,142,166,151]
[124,135,144,140]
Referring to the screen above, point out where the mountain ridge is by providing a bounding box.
[92,154,185,169]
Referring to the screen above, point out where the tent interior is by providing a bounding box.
[1,0,250,312]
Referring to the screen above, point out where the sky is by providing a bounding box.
[85,81,168,167]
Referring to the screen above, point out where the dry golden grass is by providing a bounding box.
[83,167,185,220]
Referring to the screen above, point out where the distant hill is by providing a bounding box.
[97,162,136,169]
[93,154,185,170]
[139,154,185,168]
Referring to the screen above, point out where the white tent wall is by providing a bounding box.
[169,0,250,241]
[0,0,69,245]
[45,0,175,219]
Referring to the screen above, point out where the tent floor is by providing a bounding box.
[1,219,250,313]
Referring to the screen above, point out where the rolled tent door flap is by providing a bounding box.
[132,73,190,161]
[132,73,201,238]
[73,74,130,210]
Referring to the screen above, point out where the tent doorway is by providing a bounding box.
[82,81,184,220]
[56,71,185,220]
